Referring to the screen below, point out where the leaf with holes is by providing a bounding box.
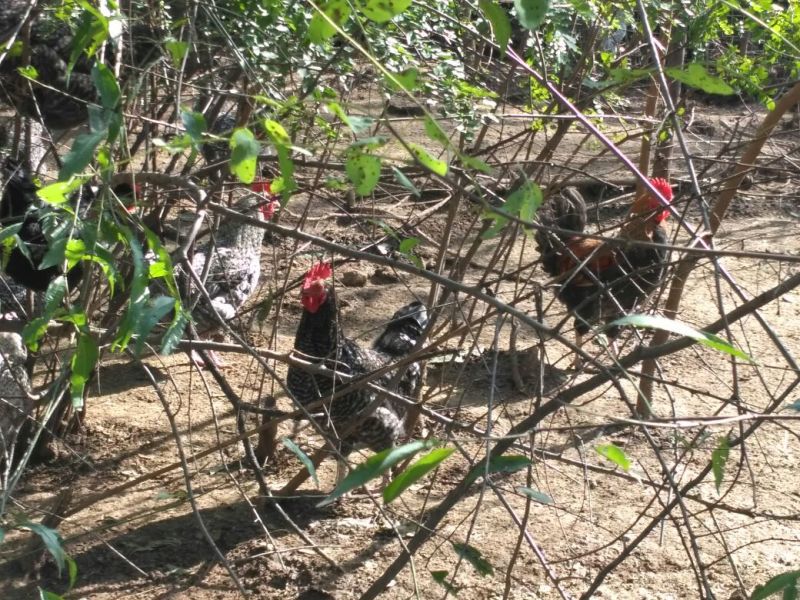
[596,444,631,472]
[346,152,381,196]
[384,447,454,503]
[514,0,549,30]
[407,143,447,176]
[309,0,351,43]
[479,0,512,55]
[356,0,412,23]
[262,119,291,146]
[608,314,753,362]
[712,436,730,493]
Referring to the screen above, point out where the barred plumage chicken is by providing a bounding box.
[176,193,275,367]
[287,262,428,480]
[0,332,32,453]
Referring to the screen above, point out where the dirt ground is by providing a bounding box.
[1,97,800,599]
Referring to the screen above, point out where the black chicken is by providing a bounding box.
[535,178,673,365]
[287,262,429,481]
[0,158,85,292]
[0,2,162,130]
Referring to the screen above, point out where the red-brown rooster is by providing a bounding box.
[287,262,428,483]
[535,178,673,365]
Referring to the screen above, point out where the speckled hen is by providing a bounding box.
[0,332,32,454]
[177,193,276,367]
[287,262,428,480]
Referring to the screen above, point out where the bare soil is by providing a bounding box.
[1,100,800,600]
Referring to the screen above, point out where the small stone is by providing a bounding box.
[371,268,400,284]
[341,270,367,287]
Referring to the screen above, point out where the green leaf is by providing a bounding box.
[274,145,297,197]
[348,135,387,150]
[514,0,549,30]
[751,571,800,600]
[608,314,754,362]
[181,110,207,146]
[229,128,261,184]
[345,152,382,196]
[384,67,420,92]
[39,238,69,271]
[161,308,189,355]
[383,447,454,503]
[459,154,492,174]
[466,454,531,485]
[516,486,552,504]
[356,0,412,23]
[281,437,319,486]
[452,542,494,576]
[39,588,66,600]
[309,0,351,44]
[318,440,435,507]
[479,0,512,55]
[37,181,79,205]
[112,233,147,352]
[164,39,189,67]
[21,522,70,578]
[596,444,631,472]
[392,167,420,197]
[430,570,460,594]
[64,239,86,269]
[70,332,98,409]
[328,102,375,134]
[711,436,730,493]
[407,143,447,176]
[18,65,38,79]
[424,116,451,148]
[665,63,735,95]
[59,129,106,180]
[92,63,120,110]
[482,179,542,239]
[262,119,291,146]
[133,295,176,356]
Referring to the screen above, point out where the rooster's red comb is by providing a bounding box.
[305,262,333,282]
[649,177,673,201]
